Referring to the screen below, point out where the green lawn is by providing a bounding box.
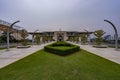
[0,49,120,80]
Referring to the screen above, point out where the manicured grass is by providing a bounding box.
[52,46,73,50]
[0,49,120,80]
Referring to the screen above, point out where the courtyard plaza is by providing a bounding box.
[0,42,54,69]
[0,41,120,69]
[68,41,120,64]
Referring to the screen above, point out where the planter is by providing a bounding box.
[93,45,108,48]
[16,45,31,48]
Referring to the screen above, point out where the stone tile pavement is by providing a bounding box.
[68,42,120,64]
[0,42,54,69]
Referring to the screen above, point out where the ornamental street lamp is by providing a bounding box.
[32,29,39,45]
[104,19,118,50]
[7,20,20,50]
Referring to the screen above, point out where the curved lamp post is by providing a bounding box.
[32,29,39,45]
[104,19,118,50]
[7,20,20,50]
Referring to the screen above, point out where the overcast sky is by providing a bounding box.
[0,0,120,36]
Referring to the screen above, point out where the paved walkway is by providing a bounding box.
[68,42,120,64]
[0,42,54,69]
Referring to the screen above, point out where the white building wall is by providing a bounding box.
[11,32,23,40]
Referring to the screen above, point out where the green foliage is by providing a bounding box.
[0,34,6,43]
[21,29,28,40]
[75,36,79,43]
[44,41,80,56]
[68,36,79,43]
[21,40,28,46]
[47,37,53,41]
[52,41,71,46]
[0,49,120,80]
[68,37,73,42]
[35,34,41,45]
[21,29,28,46]
[81,34,87,44]
[42,34,47,43]
[0,31,17,43]
[94,30,105,45]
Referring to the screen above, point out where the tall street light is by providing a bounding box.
[32,29,39,46]
[104,19,118,50]
[7,20,20,50]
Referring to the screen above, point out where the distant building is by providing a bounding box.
[0,19,24,40]
[0,19,93,42]
[29,31,93,42]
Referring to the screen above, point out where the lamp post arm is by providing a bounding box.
[7,20,20,51]
[10,20,20,28]
[104,19,118,50]
[104,20,118,36]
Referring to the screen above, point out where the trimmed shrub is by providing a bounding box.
[44,41,80,56]
[52,41,71,46]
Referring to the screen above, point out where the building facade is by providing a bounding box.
[0,19,93,42]
[29,31,93,42]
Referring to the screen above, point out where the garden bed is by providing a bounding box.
[93,45,108,48]
[16,45,31,48]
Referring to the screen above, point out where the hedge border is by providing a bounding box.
[44,41,80,56]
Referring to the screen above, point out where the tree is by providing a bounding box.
[74,36,79,43]
[68,37,73,42]
[42,34,47,43]
[69,37,74,42]
[94,30,105,46]
[81,34,87,44]
[35,34,41,45]
[47,36,53,42]
[0,31,17,43]
[21,29,28,46]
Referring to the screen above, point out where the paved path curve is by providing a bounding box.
[0,42,54,69]
[68,42,120,64]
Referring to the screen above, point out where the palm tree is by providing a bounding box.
[76,36,79,43]
[94,30,105,46]
[81,34,87,44]
[42,34,47,43]
[21,29,28,46]
[35,34,41,45]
